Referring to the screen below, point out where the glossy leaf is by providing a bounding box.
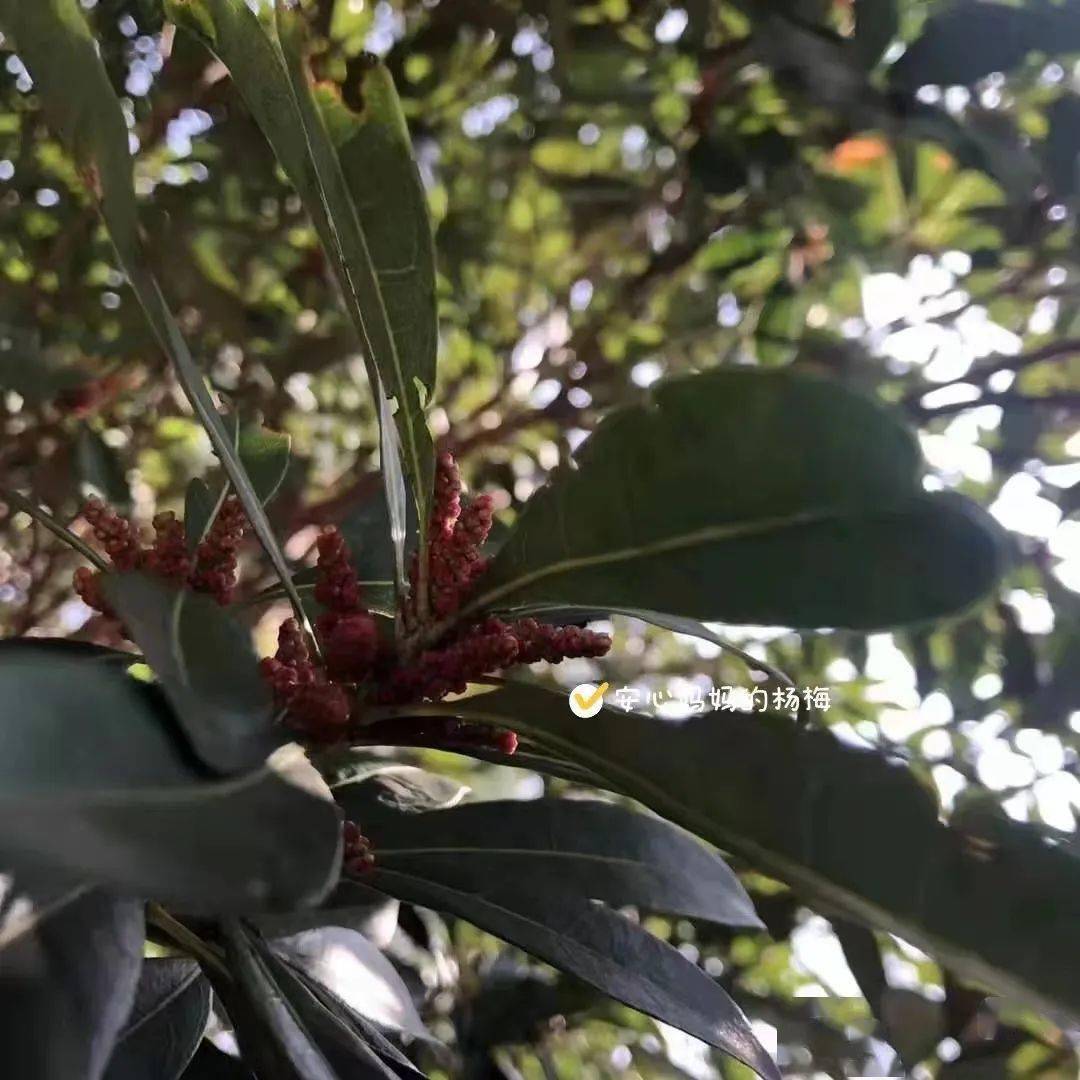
[338,789,762,928]
[366,869,777,1079]
[103,572,279,775]
[468,369,1003,629]
[104,959,212,1080]
[0,886,143,1080]
[0,640,340,910]
[427,681,1080,1020]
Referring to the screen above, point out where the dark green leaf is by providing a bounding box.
[104,959,211,1080]
[469,369,1004,629]
[181,1042,253,1079]
[184,478,225,556]
[890,3,1080,90]
[268,953,423,1080]
[184,419,288,554]
[341,791,762,928]
[0,640,340,911]
[410,680,1080,1020]
[366,869,777,1079]
[0,885,143,1080]
[852,0,898,69]
[833,920,886,1018]
[274,927,429,1041]
[103,572,280,775]
[220,921,339,1080]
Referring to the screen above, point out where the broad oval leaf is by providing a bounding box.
[338,790,762,929]
[0,640,340,911]
[366,869,778,1079]
[468,368,1003,629]
[431,680,1080,1022]
[0,884,143,1080]
[103,572,280,775]
[104,959,212,1080]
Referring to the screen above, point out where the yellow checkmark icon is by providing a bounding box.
[573,682,609,711]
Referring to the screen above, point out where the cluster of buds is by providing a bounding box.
[73,495,248,619]
[264,453,610,740]
[406,453,495,624]
[71,453,610,755]
[260,616,353,743]
[188,496,247,605]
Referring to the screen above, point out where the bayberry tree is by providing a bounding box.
[1,1,1079,1078]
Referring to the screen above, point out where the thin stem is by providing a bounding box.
[1,488,109,571]
[147,903,230,980]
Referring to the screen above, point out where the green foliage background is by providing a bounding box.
[1,0,1079,1076]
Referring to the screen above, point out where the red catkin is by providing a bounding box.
[189,495,246,605]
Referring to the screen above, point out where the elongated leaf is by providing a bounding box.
[425,681,1080,1020]
[104,959,212,1080]
[262,947,420,1080]
[165,0,435,555]
[468,369,1003,629]
[367,869,777,1078]
[0,886,143,1080]
[103,572,280,775]
[1,487,109,570]
[220,921,339,1080]
[0,0,311,636]
[337,790,761,928]
[0,640,340,910]
[184,478,225,556]
[274,927,429,1040]
[275,7,434,529]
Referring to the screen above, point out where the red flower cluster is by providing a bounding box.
[73,494,248,618]
[261,453,610,741]
[406,452,495,624]
[72,453,611,753]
